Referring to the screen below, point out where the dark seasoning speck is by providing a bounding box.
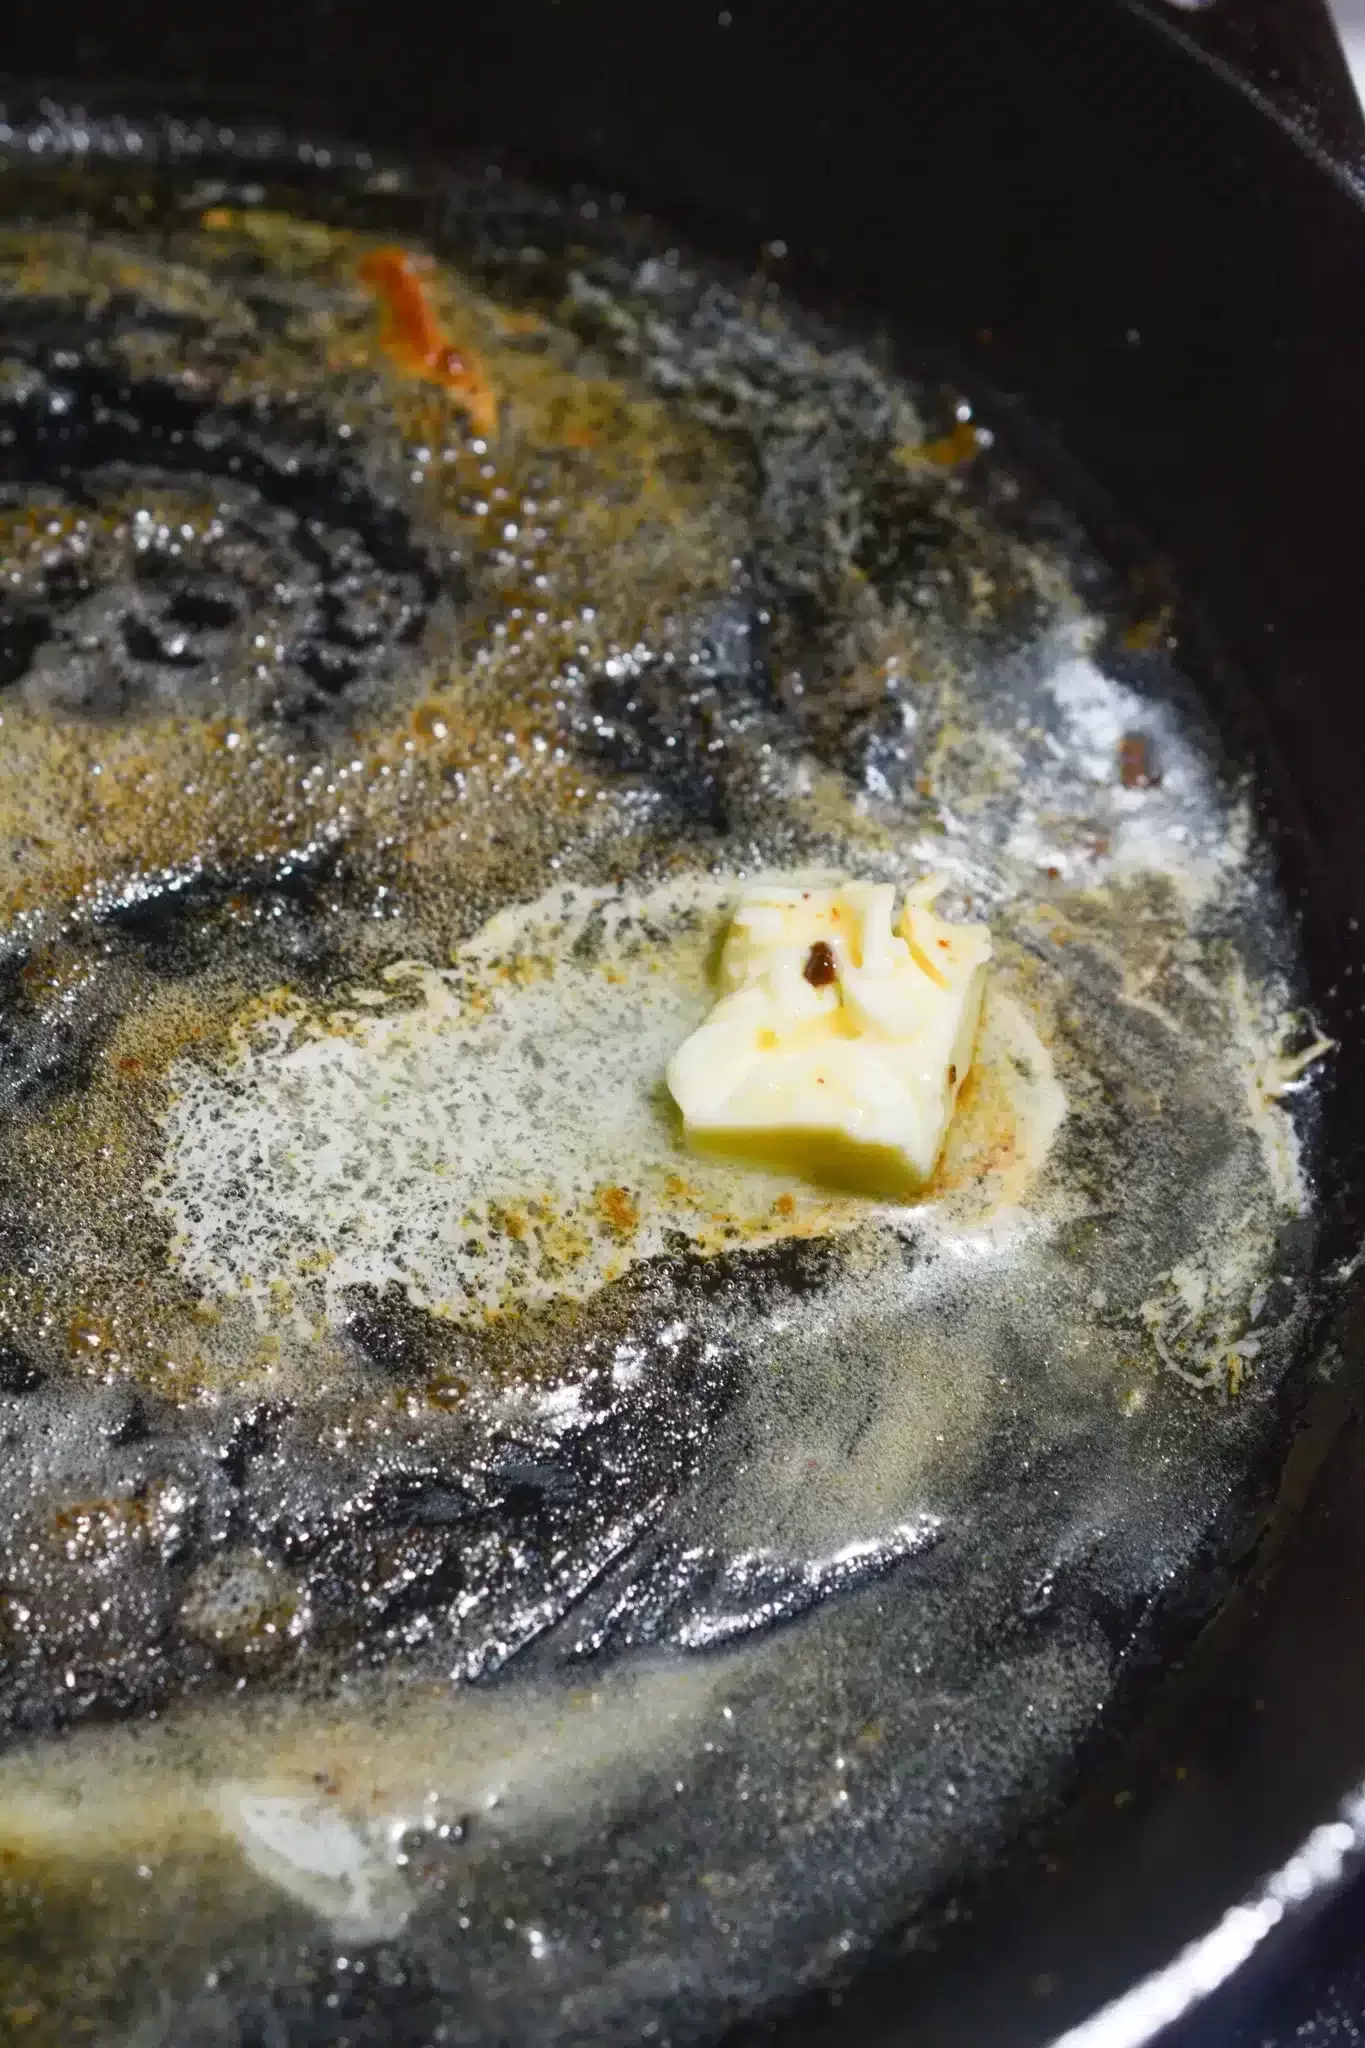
[802,939,837,987]
[0,121,1328,2048]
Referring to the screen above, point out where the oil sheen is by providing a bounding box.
[0,114,1329,2048]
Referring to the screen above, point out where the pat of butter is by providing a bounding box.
[666,878,991,1195]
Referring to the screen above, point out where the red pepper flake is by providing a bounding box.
[1117,732,1160,789]
[356,246,498,438]
[803,940,837,987]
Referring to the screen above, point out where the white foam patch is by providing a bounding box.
[147,875,1064,1331]
[216,1787,412,1944]
[1001,650,1247,906]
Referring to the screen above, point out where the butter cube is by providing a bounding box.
[666,878,991,1195]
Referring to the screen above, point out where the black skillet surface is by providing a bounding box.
[1182,1884,1365,2046]
[4,2,1365,2044]
[1198,1877,1365,2047]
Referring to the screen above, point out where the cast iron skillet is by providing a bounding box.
[6,1,1365,2042]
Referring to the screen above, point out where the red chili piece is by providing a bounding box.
[356,245,498,438]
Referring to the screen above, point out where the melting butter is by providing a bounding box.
[147,875,1059,1333]
[667,876,991,1195]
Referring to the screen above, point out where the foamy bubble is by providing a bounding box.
[148,875,1065,1334]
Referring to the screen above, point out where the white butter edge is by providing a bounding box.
[666,876,991,1191]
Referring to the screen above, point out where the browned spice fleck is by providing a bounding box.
[411,702,450,742]
[1121,604,1173,652]
[427,1379,470,1412]
[919,418,981,468]
[597,1186,640,1239]
[803,940,837,988]
[1117,732,1159,789]
[67,1313,113,1358]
